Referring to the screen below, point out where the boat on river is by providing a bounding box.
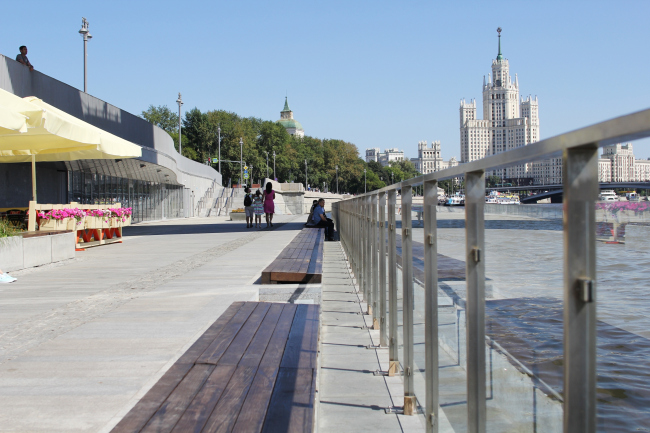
[599,190,618,201]
[445,193,465,206]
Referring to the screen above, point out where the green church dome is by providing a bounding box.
[278,118,303,130]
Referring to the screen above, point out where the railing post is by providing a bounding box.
[401,185,416,415]
[365,195,372,315]
[465,171,486,433]
[387,190,399,376]
[563,145,598,433]
[424,180,439,433]
[372,193,379,330]
[379,191,388,347]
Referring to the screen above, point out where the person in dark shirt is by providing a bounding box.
[312,199,335,241]
[16,46,34,71]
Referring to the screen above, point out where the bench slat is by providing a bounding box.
[201,365,258,432]
[281,304,320,370]
[239,303,285,367]
[140,364,215,433]
[262,367,315,433]
[169,364,236,433]
[217,303,271,365]
[196,302,257,364]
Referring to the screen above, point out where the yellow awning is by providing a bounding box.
[0,88,142,162]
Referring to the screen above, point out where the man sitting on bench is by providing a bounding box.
[312,198,335,241]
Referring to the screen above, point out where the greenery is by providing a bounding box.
[0,218,19,238]
[141,105,421,194]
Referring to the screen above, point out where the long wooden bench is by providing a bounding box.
[261,228,324,284]
[112,301,320,433]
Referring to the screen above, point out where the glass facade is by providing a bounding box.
[69,171,183,223]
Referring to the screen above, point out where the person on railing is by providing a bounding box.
[312,198,335,241]
[16,46,34,71]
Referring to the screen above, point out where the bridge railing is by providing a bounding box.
[332,107,650,433]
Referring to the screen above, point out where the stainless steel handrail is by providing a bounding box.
[332,107,650,433]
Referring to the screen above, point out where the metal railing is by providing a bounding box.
[331,107,650,433]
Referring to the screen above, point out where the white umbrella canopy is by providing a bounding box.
[0,88,142,204]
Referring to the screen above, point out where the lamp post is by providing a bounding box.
[78,17,92,93]
[240,137,243,187]
[335,165,339,194]
[176,93,183,155]
[264,151,269,179]
[305,159,308,190]
[217,125,221,174]
[273,151,276,180]
[364,169,367,193]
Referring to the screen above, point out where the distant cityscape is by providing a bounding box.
[365,30,650,185]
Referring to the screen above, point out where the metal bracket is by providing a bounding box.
[384,406,405,414]
[429,413,436,426]
[428,234,434,245]
[577,278,594,302]
[389,223,394,231]
[380,222,384,228]
[472,247,481,263]
[403,228,410,236]
[405,367,411,377]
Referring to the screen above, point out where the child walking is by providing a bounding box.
[252,190,264,229]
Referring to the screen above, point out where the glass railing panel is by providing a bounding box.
[595,199,650,432]
[482,194,565,432]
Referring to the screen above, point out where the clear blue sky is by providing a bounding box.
[3,0,649,160]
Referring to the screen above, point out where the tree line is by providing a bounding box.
[141,105,422,194]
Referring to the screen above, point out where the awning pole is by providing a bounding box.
[31,154,37,202]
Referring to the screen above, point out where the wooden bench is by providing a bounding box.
[112,301,320,433]
[261,228,324,284]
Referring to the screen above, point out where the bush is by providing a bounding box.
[0,218,19,238]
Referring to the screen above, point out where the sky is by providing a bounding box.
[2,0,649,161]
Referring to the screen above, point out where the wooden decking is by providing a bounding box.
[261,228,324,284]
[111,301,320,433]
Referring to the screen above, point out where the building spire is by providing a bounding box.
[282,96,290,112]
[496,27,503,61]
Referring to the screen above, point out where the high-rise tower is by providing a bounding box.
[460,28,541,182]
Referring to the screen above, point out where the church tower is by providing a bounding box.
[278,97,305,138]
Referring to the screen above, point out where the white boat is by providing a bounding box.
[445,193,465,206]
[599,190,618,201]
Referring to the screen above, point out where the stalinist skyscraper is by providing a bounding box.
[459,28,541,182]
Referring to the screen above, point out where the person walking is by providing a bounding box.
[263,182,275,228]
[312,198,335,241]
[252,189,264,229]
[0,269,17,283]
[243,187,254,228]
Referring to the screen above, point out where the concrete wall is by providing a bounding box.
[0,54,221,214]
[0,232,75,272]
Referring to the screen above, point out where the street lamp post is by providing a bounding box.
[264,151,269,179]
[273,151,276,180]
[305,159,308,190]
[364,169,367,193]
[391,172,394,184]
[240,138,243,187]
[176,93,183,155]
[335,165,339,194]
[217,125,221,174]
[78,17,92,93]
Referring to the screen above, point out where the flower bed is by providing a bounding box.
[38,207,132,230]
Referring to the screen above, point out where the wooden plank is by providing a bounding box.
[196,302,257,364]
[111,362,194,433]
[170,365,236,433]
[140,364,215,433]
[177,302,245,364]
[231,366,281,433]
[217,303,271,365]
[280,305,320,370]
[261,367,315,433]
[238,303,285,367]
[200,365,258,433]
[259,304,298,369]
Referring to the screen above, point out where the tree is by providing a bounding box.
[141,105,179,134]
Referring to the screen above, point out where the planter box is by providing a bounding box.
[230,212,246,221]
[0,231,75,272]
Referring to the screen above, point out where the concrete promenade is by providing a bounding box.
[0,216,305,432]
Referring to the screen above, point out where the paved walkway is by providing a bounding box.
[0,215,306,432]
[318,242,424,432]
